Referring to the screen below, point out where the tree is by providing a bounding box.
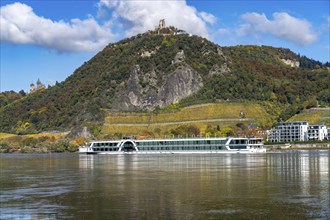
[19,90,26,96]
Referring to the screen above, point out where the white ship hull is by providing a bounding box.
[79,137,266,154]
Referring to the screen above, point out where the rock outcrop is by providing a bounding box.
[112,64,203,111]
[281,59,300,67]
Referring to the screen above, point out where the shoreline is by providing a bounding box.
[265,143,330,151]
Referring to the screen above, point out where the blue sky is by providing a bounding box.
[1,0,329,92]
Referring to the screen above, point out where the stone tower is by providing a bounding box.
[159,19,165,29]
[37,78,41,89]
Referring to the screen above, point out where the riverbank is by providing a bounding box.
[0,138,79,153]
[265,143,330,151]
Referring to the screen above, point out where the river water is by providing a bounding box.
[0,151,329,219]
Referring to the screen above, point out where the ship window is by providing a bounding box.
[230,146,247,149]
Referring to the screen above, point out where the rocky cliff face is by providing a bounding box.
[111,46,231,111]
[112,62,204,111]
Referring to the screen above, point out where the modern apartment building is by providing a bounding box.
[268,121,328,142]
[307,125,328,141]
[268,122,309,142]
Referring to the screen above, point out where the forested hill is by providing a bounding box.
[1,27,329,134]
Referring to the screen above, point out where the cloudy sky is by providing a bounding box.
[1,0,329,92]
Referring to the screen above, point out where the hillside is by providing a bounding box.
[287,108,330,126]
[0,27,329,134]
[101,102,274,139]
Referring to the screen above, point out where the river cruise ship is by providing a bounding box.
[79,137,266,154]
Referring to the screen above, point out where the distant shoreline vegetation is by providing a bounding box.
[0,139,79,153]
[0,134,82,153]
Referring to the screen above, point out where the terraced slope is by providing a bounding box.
[102,102,274,137]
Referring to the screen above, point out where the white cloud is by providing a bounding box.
[217,28,229,35]
[0,2,114,52]
[199,11,217,25]
[237,12,317,45]
[98,0,119,9]
[98,0,215,38]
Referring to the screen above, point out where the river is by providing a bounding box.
[0,150,329,219]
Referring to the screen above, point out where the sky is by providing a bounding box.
[1,0,329,92]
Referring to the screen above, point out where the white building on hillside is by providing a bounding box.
[307,125,328,141]
[268,121,328,142]
[268,122,309,142]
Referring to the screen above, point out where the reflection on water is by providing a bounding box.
[1,151,329,219]
[266,151,330,219]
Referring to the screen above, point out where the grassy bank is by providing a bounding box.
[287,108,330,126]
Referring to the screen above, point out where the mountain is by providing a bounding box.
[1,27,329,134]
